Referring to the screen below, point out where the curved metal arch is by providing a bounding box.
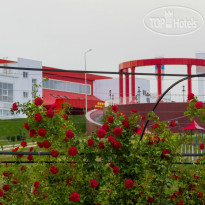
[140,73,205,141]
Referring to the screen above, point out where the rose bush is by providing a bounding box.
[0,96,204,204]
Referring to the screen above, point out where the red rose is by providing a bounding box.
[21,141,27,147]
[29,129,36,138]
[2,172,8,177]
[34,113,42,122]
[124,179,134,189]
[193,174,199,180]
[102,124,109,132]
[87,139,94,147]
[65,130,74,139]
[108,136,116,143]
[12,146,19,152]
[12,178,19,184]
[17,151,23,158]
[12,102,18,111]
[150,165,153,168]
[20,166,26,171]
[109,163,114,168]
[97,128,106,138]
[154,136,160,143]
[90,179,98,189]
[2,185,9,192]
[50,166,58,174]
[68,146,78,156]
[27,155,33,161]
[34,97,43,106]
[112,141,121,149]
[43,140,51,149]
[0,190,3,197]
[122,118,130,128]
[70,192,80,203]
[198,192,204,198]
[50,103,57,109]
[132,109,137,113]
[170,121,175,127]
[38,128,47,137]
[147,197,155,204]
[113,127,122,136]
[67,178,72,185]
[46,109,54,118]
[51,150,59,158]
[200,143,204,150]
[187,93,194,101]
[24,122,30,130]
[107,116,114,123]
[196,158,201,163]
[161,149,170,158]
[195,101,203,109]
[176,200,183,205]
[99,141,105,149]
[111,105,118,112]
[152,123,159,129]
[34,181,39,189]
[142,115,146,120]
[37,141,43,148]
[112,166,119,174]
[33,189,39,195]
[29,147,34,152]
[162,138,165,142]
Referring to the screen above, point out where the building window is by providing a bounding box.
[23,72,28,78]
[0,109,11,116]
[50,94,57,98]
[32,79,37,99]
[0,82,13,102]
[42,79,91,95]
[143,90,146,95]
[57,95,64,98]
[23,91,28,98]
[64,96,70,99]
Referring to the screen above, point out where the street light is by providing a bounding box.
[84,49,92,114]
[138,86,141,103]
[182,85,185,102]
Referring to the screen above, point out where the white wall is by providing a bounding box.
[93,77,150,104]
[0,58,42,119]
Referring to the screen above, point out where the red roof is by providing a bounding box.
[0,59,16,64]
[43,89,102,108]
[184,120,205,130]
[43,66,112,81]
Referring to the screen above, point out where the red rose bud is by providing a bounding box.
[198,192,204,198]
[200,143,204,150]
[38,128,47,137]
[107,115,114,123]
[147,197,155,204]
[27,155,33,161]
[33,189,39,195]
[152,123,159,129]
[187,93,194,101]
[34,181,39,189]
[37,141,43,148]
[111,105,118,112]
[97,128,106,138]
[124,179,134,189]
[195,101,203,109]
[67,177,72,185]
[70,192,80,203]
[46,109,54,118]
[0,190,3,197]
[12,102,18,111]
[112,166,119,174]
[34,97,43,106]
[12,178,19,184]
[24,122,30,130]
[29,147,34,152]
[21,141,27,147]
[90,179,98,189]
[170,121,175,127]
[50,166,58,174]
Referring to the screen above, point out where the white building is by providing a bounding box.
[0,58,42,119]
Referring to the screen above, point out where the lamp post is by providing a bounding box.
[84,49,92,114]
[138,86,141,103]
[182,85,185,102]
